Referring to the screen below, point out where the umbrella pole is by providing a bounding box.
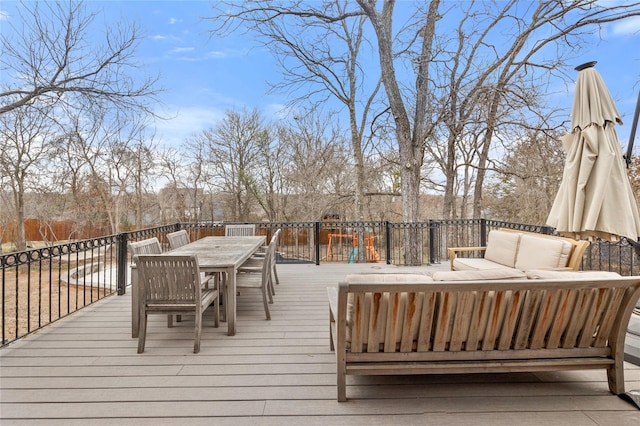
[625,90,640,168]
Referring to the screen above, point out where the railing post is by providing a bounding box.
[315,222,321,265]
[428,220,437,265]
[540,225,554,235]
[385,221,392,264]
[116,232,129,295]
[480,219,488,248]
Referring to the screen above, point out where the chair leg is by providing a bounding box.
[219,277,227,322]
[194,312,202,354]
[262,287,271,320]
[213,294,220,328]
[137,312,148,353]
[267,278,274,304]
[273,265,280,285]
[269,269,276,297]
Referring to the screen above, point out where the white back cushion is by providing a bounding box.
[484,230,521,268]
[515,234,572,271]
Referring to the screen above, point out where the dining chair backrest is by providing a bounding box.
[225,224,256,236]
[167,229,190,250]
[135,254,201,304]
[129,237,162,255]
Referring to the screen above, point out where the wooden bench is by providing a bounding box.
[448,228,590,272]
[327,275,640,401]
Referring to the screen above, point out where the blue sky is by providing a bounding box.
[2,1,640,152]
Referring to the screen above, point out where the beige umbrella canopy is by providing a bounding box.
[547,62,640,242]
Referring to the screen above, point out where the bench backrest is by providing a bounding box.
[336,278,640,356]
[498,228,590,271]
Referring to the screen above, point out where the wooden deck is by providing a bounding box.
[1,263,640,425]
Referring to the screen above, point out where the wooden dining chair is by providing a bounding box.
[236,240,274,320]
[167,229,190,250]
[225,224,256,236]
[129,237,162,255]
[134,254,219,354]
[239,229,280,296]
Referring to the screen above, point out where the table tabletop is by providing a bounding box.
[168,236,265,269]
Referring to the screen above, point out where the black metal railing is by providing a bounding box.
[3,218,640,347]
[1,235,118,346]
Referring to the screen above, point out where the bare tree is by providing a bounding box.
[0,0,159,116]
[0,0,161,244]
[61,108,150,234]
[130,136,158,228]
[157,148,189,223]
[279,110,350,221]
[208,0,383,221]
[247,125,289,222]
[428,1,640,220]
[0,106,58,250]
[203,108,266,222]
[484,130,565,225]
[354,0,440,264]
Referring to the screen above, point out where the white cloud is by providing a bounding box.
[170,47,195,54]
[206,50,228,59]
[0,10,8,20]
[153,105,225,148]
[266,103,294,120]
[611,16,640,36]
[169,17,182,25]
[150,35,167,41]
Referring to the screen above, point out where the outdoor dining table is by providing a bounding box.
[130,235,266,337]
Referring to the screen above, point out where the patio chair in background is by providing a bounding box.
[129,237,162,255]
[236,241,274,320]
[225,224,256,236]
[168,229,223,300]
[134,254,219,354]
[167,230,190,250]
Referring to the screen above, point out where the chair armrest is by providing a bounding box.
[201,274,216,290]
[447,246,487,270]
[327,286,338,320]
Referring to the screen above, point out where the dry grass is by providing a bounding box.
[2,263,114,343]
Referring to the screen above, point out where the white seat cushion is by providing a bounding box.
[433,269,526,281]
[345,273,433,283]
[526,269,621,279]
[515,234,572,271]
[484,230,521,268]
[453,257,513,271]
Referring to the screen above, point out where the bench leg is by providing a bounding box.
[337,361,346,402]
[607,359,625,394]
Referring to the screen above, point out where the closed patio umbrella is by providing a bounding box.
[547,62,640,242]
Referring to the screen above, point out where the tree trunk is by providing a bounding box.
[358,0,440,265]
[473,90,501,219]
[14,181,27,251]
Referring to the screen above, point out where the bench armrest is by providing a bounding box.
[447,246,487,270]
